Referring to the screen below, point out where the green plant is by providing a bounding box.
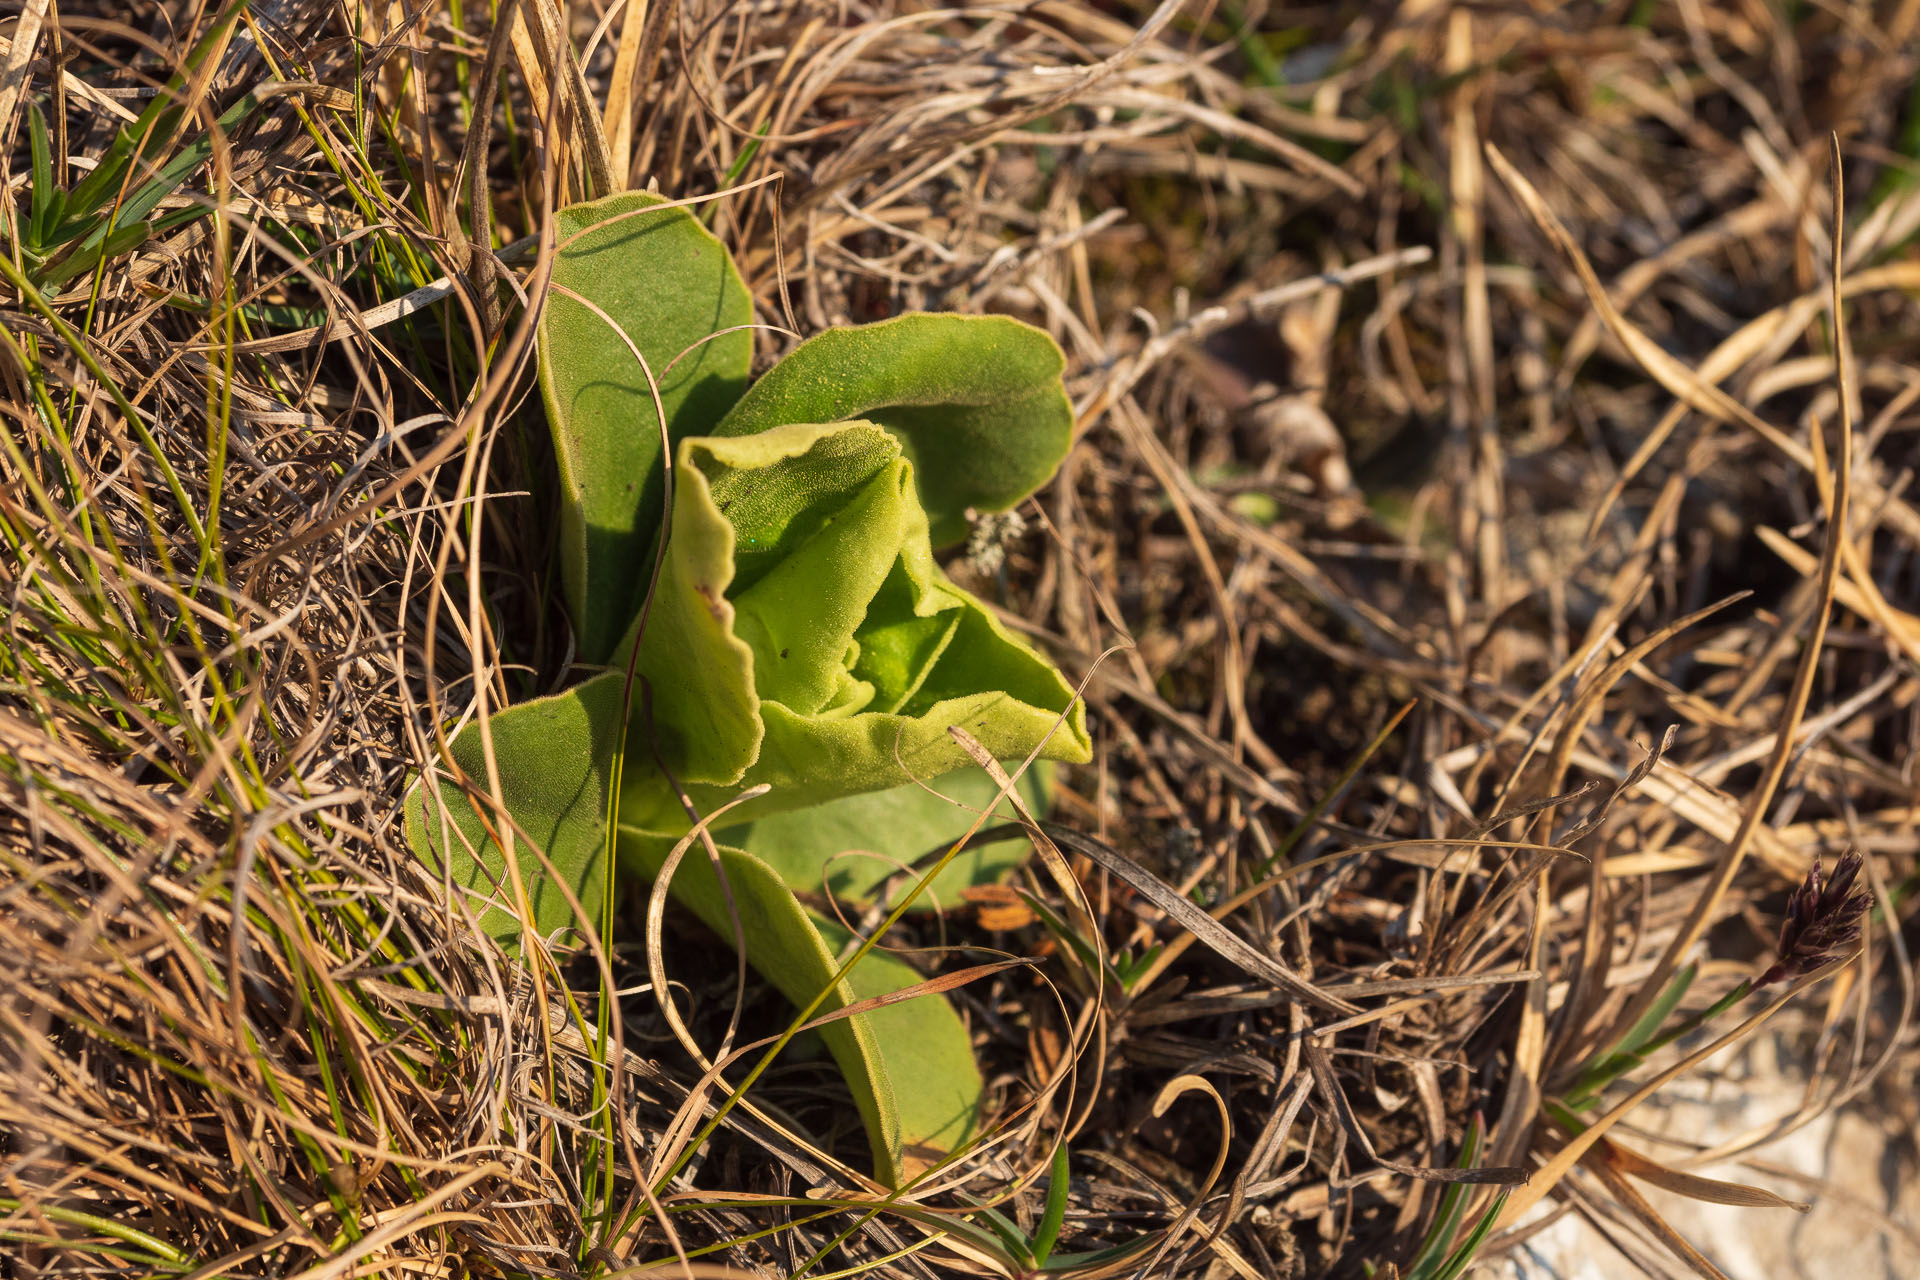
[6,12,251,293]
[406,191,1091,1184]
[1390,1115,1509,1280]
[1563,852,1871,1111]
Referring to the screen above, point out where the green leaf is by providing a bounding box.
[1564,962,1699,1108]
[711,314,1075,545]
[1609,961,1698,1060]
[970,1204,1036,1268]
[1406,1114,1485,1279]
[41,221,152,289]
[709,120,771,222]
[610,421,1090,832]
[61,7,245,227]
[404,670,625,947]
[1398,1112,1515,1280]
[538,191,753,661]
[1428,1190,1510,1280]
[526,419,1058,824]
[729,763,1051,909]
[27,101,55,247]
[1021,890,1125,991]
[620,830,983,1185]
[1030,1142,1072,1265]
[42,88,257,291]
[407,758,988,1183]
[1112,943,1163,992]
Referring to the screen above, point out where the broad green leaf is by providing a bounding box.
[729,763,1052,910]
[404,670,626,946]
[711,314,1074,545]
[538,191,753,661]
[611,422,1090,834]
[407,759,988,1183]
[620,830,983,1184]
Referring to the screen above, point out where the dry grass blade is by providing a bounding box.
[1497,971,1824,1230]
[1306,1039,1526,1186]
[1598,137,1855,1050]
[1595,1137,1809,1213]
[1582,1153,1736,1280]
[0,0,49,130]
[1043,824,1358,1016]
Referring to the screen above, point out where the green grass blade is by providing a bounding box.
[27,100,54,246]
[1030,1142,1071,1265]
[972,1204,1035,1268]
[1431,1190,1511,1280]
[61,6,245,223]
[1612,962,1697,1060]
[1405,1112,1484,1278]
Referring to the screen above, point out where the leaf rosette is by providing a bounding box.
[406,191,1088,1183]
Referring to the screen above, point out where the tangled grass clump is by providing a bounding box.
[5,1,1920,1277]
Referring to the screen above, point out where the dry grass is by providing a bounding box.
[2,0,1918,1277]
